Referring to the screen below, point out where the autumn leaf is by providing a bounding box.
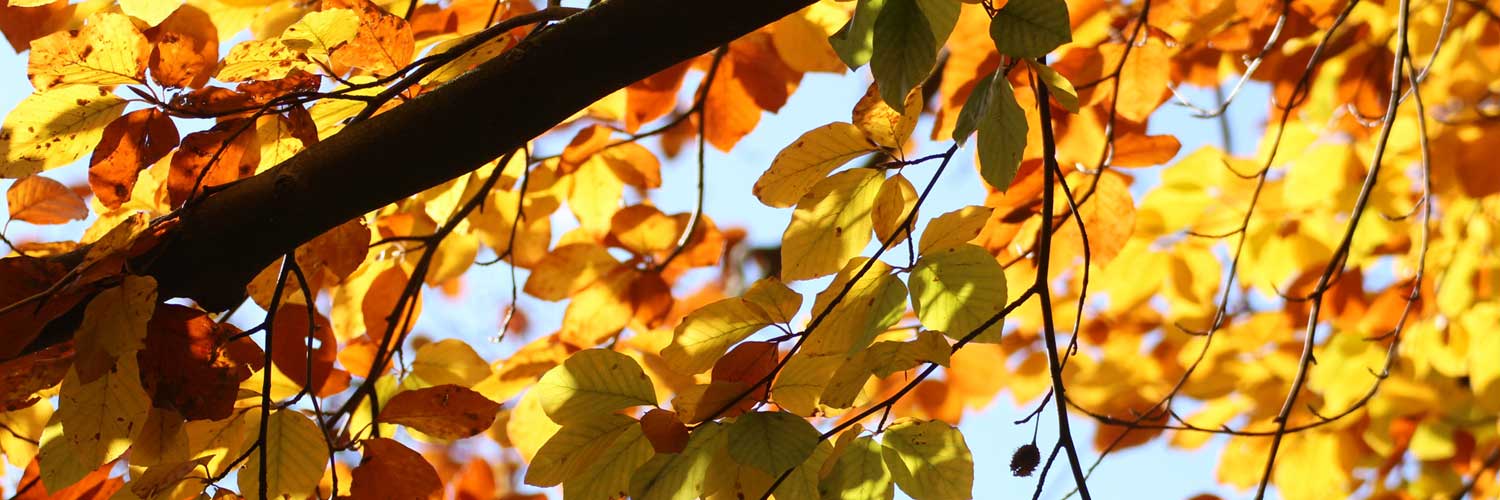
[629,421,725,500]
[918,205,994,254]
[89,109,179,208]
[1,86,127,178]
[6,175,88,224]
[561,426,654,500]
[823,433,894,500]
[147,4,218,88]
[377,384,502,440]
[881,418,974,500]
[27,12,148,91]
[217,39,317,82]
[780,168,885,281]
[238,409,329,499]
[753,122,878,208]
[639,409,690,454]
[280,8,360,60]
[726,410,820,476]
[853,82,924,150]
[661,297,774,375]
[57,356,152,468]
[534,349,657,424]
[350,438,443,500]
[909,244,1008,342]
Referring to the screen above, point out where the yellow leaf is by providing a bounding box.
[238,409,330,500]
[36,418,95,491]
[753,122,877,208]
[57,356,151,468]
[27,12,148,90]
[1466,304,1500,412]
[130,408,191,467]
[308,75,383,139]
[569,156,625,238]
[216,39,316,82]
[908,244,1007,343]
[0,399,51,468]
[769,3,847,73]
[866,330,951,378]
[6,174,88,224]
[523,243,620,301]
[780,168,885,281]
[881,418,973,500]
[0,86,127,177]
[1027,60,1079,113]
[407,338,492,389]
[741,277,802,324]
[871,173,918,245]
[524,413,637,487]
[562,425,655,500]
[72,275,157,382]
[804,257,909,357]
[917,205,993,254]
[611,204,683,256]
[820,350,874,409]
[254,114,306,173]
[630,421,726,500]
[852,82,922,150]
[661,297,773,374]
[121,0,183,25]
[771,353,839,416]
[184,409,254,477]
[822,434,893,500]
[280,8,359,59]
[535,349,658,424]
[420,32,514,86]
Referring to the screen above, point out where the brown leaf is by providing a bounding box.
[0,256,83,360]
[270,304,349,397]
[89,109,180,209]
[378,384,501,440]
[138,304,254,420]
[351,438,443,500]
[147,4,218,88]
[7,175,87,224]
[166,86,256,118]
[639,408,689,453]
[0,342,73,410]
[167,119,260,208]
[236,70,321,105]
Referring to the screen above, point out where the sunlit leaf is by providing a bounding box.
[726,410,820,476]
[881,418,973,500]
[525,412,637,487]
[350,438,442,499]
[870,0,936,109]
[1,86,127,178]
[909,244,1007,343]
[780,168,885,281]
[630,421,726,500]
[280,8,359,59]
[377,384,502,440]
[661,297,773,375]
[6,175,87,225]
[238,409,330,500]
[753,122,878,208]
[535,349,657,424]
[828,0,886,68]
[974,72,1027,191]
[918,205,993,254]
[27,13,148,90]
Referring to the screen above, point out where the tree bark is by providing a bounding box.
[140,0,817,309]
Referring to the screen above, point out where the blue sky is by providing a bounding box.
[0,14,1277,499]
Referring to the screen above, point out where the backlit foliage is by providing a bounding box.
[0,0,1496,497]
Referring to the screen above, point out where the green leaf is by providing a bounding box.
[525,413,638,487]
[989,0,1072,58]
[780,168,886,282]
[661,297,773,374]
[821,434,894,500]
[871,0,937,109]
[727,411,821,476]
[239,410,331,500]
[1029,59,1080,113]
[535,349,657,424]
[630,422,727,500]
[950,71,994,146]
[881,419,974,500]
[975,72,1028,191]
[828,0,887,68]
[915,0,960,47]
[562,426,656,500]
[909,244,1008,343]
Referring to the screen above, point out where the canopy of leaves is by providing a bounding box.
[0,0,1495,498]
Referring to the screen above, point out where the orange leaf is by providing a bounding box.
[639,408,690,454]
[560,124,612,173]
[0,0,73,53]
[89,109,180,209]
[728,32,801,114]
[1109,132,1181,167]
[710,341,778,409]
[326,0,415,77]
[14,458,124,500]
[625,60,691,133]
[701,53,762,152]
[609,205,681,256]
[378,384,502,440]
[1058,171,1135,266]
[269,304,349,397]
[147,4,218,88]
[1099,38,1171,122]
[7,174,87,224]
[167,120,260,208]
[351,438,443,500]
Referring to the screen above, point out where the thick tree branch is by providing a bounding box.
[139,0,816,309]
